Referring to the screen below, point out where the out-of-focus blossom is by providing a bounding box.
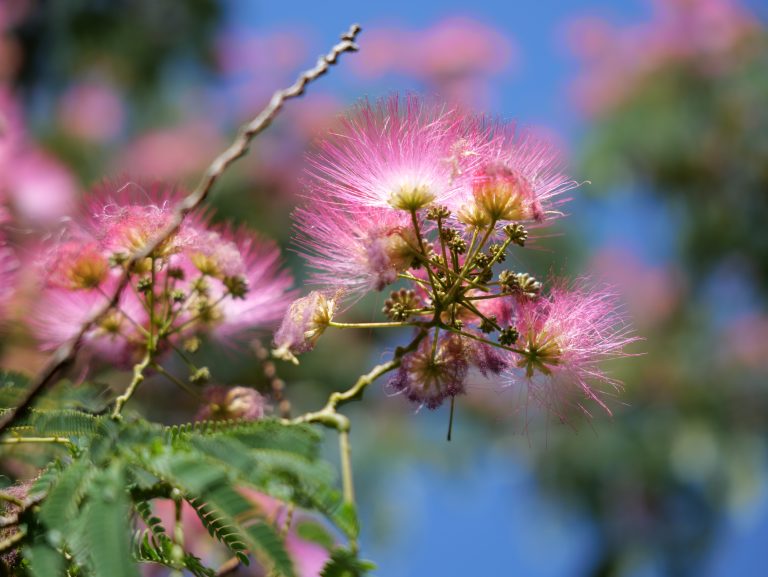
[588,247,683,329]
[114,121,225,181]
[3,149,77,223]
[0,91,77,224]
[350,18,516,109]
[240,488,332,577]
[567,0,761,115]
[722,314,768,370]
[32,181,294,364]
[57,81,125,143]
[196,385,266,421]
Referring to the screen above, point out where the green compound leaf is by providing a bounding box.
[24,543,65,577]
[320,547,376,577]
[85,463,139,577]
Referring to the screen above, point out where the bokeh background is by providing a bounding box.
[1,0,768,575]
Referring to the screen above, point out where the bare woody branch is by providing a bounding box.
[0,23,362,436]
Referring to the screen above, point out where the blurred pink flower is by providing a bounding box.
[114,121,225,181]
[722,314,768,371]
[0,90,77,224]
[350,18,516,109]
[3,149,77,223]
[240,488,332,577]
[32,180,294,363]
[0,238,17,323]
[567,0,761,115]
[57,81,125,143]
[588,248,683,329]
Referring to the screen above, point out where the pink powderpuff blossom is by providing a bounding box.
[32,181,294,362]
[504,281,639,418]
[0,240,17,322]
[31,279,150,366]
[205,227,296,340]
[450,119,577,229]
[293,202,418,296]
[305,94,478,212]
[82,180,199,257]
[388,331,509,410]
[388,333,469,410]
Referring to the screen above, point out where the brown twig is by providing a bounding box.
[214,556,241,577]
[0,23,362,436]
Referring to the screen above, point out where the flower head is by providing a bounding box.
[504,281,638,416]
[305,94,476,212]
[45,240,109,290]
[388,334,469,409]
[0,240,17,322]
[31,279,149,365]
[294,202,418,296]
[32,180,294,362]
[450,120,576,228]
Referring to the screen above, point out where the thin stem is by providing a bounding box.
[148,257,157,349]
[152,363,201,399]
[447,396,456,442]
[339,429,355,504]
[328,320,420,330]
[459,299,501,331]
[470,235,513,285]
[111,350,153,419]
[170,488,185,573]
[444,223,495,305]
[439,324,526,355]
[292,331,428,428]
[0,436,72,446]
[409,209,441,298]
[163,290,230,336]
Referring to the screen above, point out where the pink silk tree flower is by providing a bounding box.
[0,240,17,322]
[504,281,639,417]
[83,180,200,257]
[304,94,478,212]
[32,180,294,362]
[450,119,577,229]
[203,227,296,340]
[31,280,150,366]
[293,201,418,296]
[387,333,469,409]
